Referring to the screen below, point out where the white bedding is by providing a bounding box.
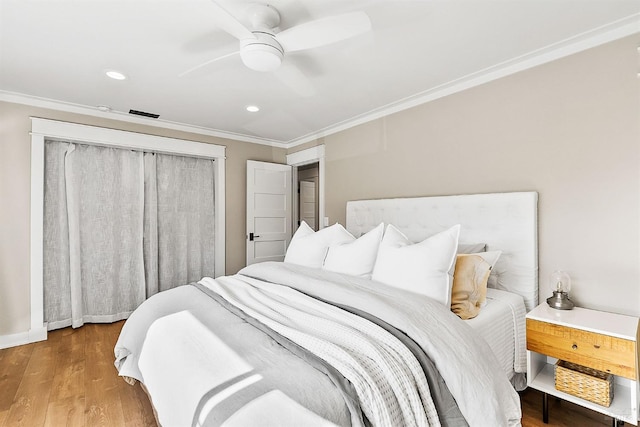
[116,262,523,427]
[201,274,440,427]
[140,310,255,427]
[466,288,527,389]
[238,262,522,426]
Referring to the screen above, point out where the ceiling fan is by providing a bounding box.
[180,1,372,94]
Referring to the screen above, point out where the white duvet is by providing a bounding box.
[117,262,522,427]
[201,274,440,427]
[237,262,522,426]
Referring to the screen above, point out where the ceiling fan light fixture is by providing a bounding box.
[241,44,282,72]
[240,33,283,72]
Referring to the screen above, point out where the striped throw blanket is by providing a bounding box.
[200,275,441,427]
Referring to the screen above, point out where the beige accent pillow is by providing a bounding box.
[451,251,500,320]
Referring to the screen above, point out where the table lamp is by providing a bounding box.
[546,270,574,310]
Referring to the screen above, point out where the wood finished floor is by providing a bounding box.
[0,321,614,427]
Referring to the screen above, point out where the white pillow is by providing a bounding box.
[371,224,461,307]
[323,223,384,278]
[284,221,353,269]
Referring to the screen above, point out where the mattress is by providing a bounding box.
[466,288,527,389]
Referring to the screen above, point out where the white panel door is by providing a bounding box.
[246,160,292,265]
[299,180,316,230]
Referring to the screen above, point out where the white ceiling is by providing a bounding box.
[1,0,639,147]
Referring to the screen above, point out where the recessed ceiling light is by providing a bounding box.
[96,105,112,112]
[246,105,260,112]
[105,70,126,80]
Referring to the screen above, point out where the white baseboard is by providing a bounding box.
[0,325,47,349]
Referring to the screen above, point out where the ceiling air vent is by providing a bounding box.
[129,109,160,119]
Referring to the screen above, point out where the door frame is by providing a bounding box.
[22,118,226,350]
[286,145,325,231]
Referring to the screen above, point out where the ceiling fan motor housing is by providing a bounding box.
[247,3,280,32]
[240,32,284,72]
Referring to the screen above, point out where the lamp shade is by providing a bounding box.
[549,270,571,293]
[547,270,574,310]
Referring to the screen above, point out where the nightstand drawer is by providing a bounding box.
[526,319,637,380]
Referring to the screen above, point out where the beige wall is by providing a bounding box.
[0,101,285,335]
[3,35,638,338]
[301,35,640,316]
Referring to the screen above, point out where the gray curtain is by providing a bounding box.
[44,140,215,331]
[144,152,216,296]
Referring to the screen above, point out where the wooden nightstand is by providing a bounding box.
[526,303,639,425]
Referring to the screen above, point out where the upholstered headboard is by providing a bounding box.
[346,192,538,311]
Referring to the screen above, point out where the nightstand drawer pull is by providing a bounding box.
[593,344,600,349]
[572,344,577,350]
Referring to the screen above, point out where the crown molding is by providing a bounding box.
[2,13,638,151]
[284,13,640,149]
[0,91,288,148]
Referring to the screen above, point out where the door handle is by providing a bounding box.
[249,232,261,241]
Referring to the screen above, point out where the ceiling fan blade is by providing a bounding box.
[179,51,239,77]
[209,0,255,41]
[274,62,315,97]
[277,11,371,53]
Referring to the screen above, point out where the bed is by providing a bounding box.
[114,191,538,427]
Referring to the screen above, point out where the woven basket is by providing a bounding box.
[554,360,614,407]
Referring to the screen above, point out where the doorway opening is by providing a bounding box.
[296,162,319,231]
[286,144,325,234]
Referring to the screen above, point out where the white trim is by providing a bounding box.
[1,91,287,148]
[30,133,45,334]
[213,158,226,277]
[285,145,325,166]
[4,15,639,150]
[285,15,640,148]
[319,159,325,228]
[27,118,226,348]
[31,117,226,158]
[0,326,47,350]
[287,145,325,229]
[291,168,299,233]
